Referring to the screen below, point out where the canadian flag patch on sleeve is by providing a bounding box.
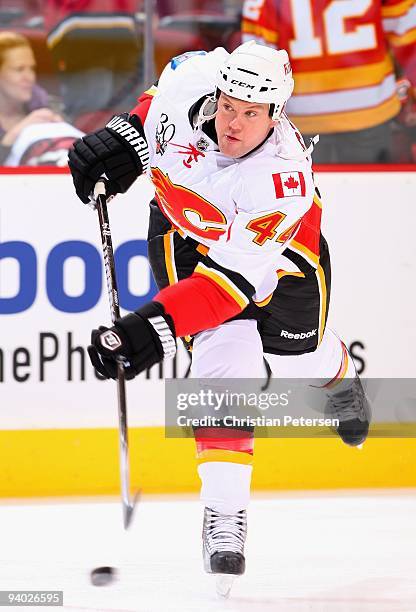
[273,171,306,198]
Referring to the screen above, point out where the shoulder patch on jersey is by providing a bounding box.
[171,50,207,70]
[273,172,306,199]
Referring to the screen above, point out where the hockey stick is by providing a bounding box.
[93,180,138,530]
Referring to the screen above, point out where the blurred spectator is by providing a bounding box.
[44,0,143,128]
[394,76,416,161]
[0,31,59,161]
[241,0,416,163]
[0,31,82,166]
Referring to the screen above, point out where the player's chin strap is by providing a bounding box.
[278,134,320,162]
[302,134,320,159]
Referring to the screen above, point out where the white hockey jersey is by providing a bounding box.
[134,48,322,309]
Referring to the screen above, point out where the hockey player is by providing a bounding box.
[68,41,370,584]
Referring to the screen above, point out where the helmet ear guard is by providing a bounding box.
[194,93,218,130]
[216,41,294,121]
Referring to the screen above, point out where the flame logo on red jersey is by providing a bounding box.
[151,167,227,241]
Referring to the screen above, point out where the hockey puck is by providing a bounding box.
[90,566,116,586]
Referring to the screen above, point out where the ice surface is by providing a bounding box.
[1,492,415,611]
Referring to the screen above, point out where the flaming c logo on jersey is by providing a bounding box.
[151,167,227,241]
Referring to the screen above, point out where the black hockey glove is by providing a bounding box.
[68,113,150,204]
[88,302,176,380]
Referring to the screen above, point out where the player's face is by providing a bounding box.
[0,46,36,105]
[215,93,276,158]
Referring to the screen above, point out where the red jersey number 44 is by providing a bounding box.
[273,171,305,198]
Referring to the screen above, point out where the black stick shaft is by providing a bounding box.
[96,195,120,322]
[95,191,134,529]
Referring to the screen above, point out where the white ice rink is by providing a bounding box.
[1,491,416,612]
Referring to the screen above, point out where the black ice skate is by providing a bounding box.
[325,374,371,446]
[202,507,246,597]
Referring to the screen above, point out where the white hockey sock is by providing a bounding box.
[198,462,252,514]
[191,319,265,378]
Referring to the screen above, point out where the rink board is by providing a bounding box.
[1,168,416,496]
[1,427,416,497]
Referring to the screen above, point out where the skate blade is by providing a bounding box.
[216,575,235,598]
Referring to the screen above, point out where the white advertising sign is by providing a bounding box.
[0,174,188,430]
[1,171,415,431]
[319,171,416,379]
